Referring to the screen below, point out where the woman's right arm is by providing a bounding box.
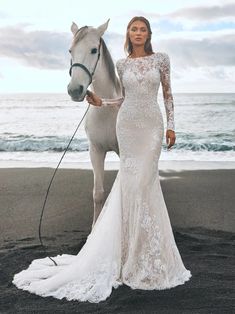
[86,60,125,107]
[86,92,124,107]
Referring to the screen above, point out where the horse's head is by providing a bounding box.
[67,20,109,101]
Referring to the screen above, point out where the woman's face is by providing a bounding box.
[128,20,149,47]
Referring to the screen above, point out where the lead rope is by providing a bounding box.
[39,102,91,266]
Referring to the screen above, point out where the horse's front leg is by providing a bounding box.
[89,144,106,229]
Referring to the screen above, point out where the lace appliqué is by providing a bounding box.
[120,52,175,131]
[121,195,167,289]
[159,53,175,131]
[101,52,175,131]
[52,260,121,303]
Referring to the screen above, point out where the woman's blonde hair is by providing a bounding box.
[124,16,153,56]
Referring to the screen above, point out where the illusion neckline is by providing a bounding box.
[127,53,156,60]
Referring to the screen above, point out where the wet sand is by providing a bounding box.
[0,168,234,313]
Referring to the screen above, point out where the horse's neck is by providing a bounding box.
[91,49,120,99]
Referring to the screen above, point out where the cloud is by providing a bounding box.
[146,3,235,32]
[204,67,229,80]
[168,3,235,21]
[0,25,71,69]
[0,22,234,74]
[156,33,235,67]
[103,31,126,58]
[0,24,125,70]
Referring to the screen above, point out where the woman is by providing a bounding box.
[12,16,192,303]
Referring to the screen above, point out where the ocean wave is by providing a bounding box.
[191,101,235,106]
[0,105,73,110]
[171,142,234,152]
[0,135,89,152]
[1,134,234,153]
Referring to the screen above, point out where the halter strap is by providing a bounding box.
[69,38,102,86]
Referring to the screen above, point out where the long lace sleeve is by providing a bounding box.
[160,53,175,131]
[101,60,125,107]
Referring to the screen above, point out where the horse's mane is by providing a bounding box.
[72,26,121,96]
[100,38,121,95]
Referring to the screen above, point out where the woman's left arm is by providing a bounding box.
[160,52,176,148]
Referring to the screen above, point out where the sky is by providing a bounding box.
[0,0,234,93]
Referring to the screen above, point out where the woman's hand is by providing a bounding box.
[85,91,102,106]
[166,129,176,149]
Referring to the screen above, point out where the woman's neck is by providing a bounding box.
[128,46,152,58]
[129,46,149,58]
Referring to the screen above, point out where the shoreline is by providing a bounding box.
[0,159,235,170]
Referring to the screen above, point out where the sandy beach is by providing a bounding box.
[0,167,234,313]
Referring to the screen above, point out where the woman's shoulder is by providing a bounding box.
[115,58,127,72]
[154,51,170,65]
[116,58,126,66]
[154,51,170,60]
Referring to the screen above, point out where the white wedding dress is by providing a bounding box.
[12,52,192,303]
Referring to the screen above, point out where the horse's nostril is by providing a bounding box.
[67,85,85,99]
[79,85,84,94]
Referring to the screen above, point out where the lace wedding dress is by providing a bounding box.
[12,52,192,303]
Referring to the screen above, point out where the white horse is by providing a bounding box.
[67,20,122,228]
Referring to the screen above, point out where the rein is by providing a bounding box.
[39,37,103,266]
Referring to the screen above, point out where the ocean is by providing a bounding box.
[0,93,234,168]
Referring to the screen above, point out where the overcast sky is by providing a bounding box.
[0,0,234,93]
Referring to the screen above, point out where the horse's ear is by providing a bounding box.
[71,22,79,36]
[97,19,110,36]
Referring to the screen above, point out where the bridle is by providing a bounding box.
[69,37,102,86]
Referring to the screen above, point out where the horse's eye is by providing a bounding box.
[68,49,72,54]
[91,48,97,54]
